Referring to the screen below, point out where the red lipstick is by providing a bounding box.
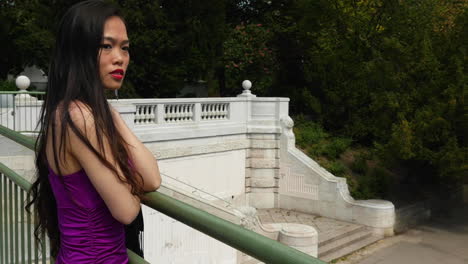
[110,69,124,80]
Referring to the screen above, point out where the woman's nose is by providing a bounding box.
[112,50,124,65]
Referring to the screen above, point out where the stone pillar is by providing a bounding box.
[238,80,290,209]
[14,75,41,133]
[245,134,280,208]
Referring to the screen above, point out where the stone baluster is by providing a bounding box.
[209,104,215,120]
[165,105,170,122]
[135,106,142,124]
[149,105,156,123]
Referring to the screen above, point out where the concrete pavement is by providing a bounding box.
[335,204,468,264]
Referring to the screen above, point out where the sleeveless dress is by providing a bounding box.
[48,167,129,264]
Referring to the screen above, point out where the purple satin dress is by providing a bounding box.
[48,167,129,264]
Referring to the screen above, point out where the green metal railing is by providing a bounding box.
[0,91,45,134]
[0,124,327,264]
[0,162,49,264]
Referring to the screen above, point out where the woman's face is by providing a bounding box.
[99,16,130,90]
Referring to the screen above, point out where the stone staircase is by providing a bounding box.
[318,225,381,262]
[254,209,383,263]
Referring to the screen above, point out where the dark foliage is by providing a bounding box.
[2,0,466,195]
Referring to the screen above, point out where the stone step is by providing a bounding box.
[241,254,263,264]
[318,224,367,246]
[242,258,263,264]
[319,235,382,263]
[319,228,372,257]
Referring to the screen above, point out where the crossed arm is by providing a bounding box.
[110,107,161,192]
[68,103,161,224]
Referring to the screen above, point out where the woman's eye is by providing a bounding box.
[122,46,130,52]
[100,44,112,49]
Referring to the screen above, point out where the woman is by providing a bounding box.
[26,1,161,263]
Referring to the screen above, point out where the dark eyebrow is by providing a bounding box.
[103,36,130,45]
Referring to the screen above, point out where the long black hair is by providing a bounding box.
[26,0,144,257]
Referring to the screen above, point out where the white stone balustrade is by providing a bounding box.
[201,103,229,120]
[164,103,194,123]
[114,99,244,128]
[134,104,157,124]
[133,101,230,124]
[131,101,231,125]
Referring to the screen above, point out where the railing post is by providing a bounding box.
[237,80,255,125]
[193,103,201,122]
[110,103,136,130]
[9,180,13,264]
[21,191,26,264]
[13,96,16,131]
[156,103,165,124]
[14,185,19,264]
[0,174,3,263]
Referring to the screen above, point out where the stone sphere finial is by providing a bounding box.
[15,75,38,103]
[15,75,30,92]
[242,80,252,91]
[238,80,256,97]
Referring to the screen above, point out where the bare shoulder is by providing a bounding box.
[53,101,93,124]
[66,101,96,133]
[66,101,99,167]
[55,101,98,155]
[68,101,93,121]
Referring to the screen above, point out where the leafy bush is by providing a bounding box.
[323,161,347,177]
[294,115,352,160]
[0,80,16,91]
[350,155,368,175]
[286,0,467,190]
[344,174,362,198]
[298,124,327,146]
[349,167,394,200]
[323,137,352,159]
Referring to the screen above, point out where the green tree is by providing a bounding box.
[0,0,65,78]
[222,22,277,96]
[115,0,175,97]
[158,0,227,97]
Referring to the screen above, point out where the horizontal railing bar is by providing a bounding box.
[127,249,150,264]
[0,162,31,191]
[0,91,46,95]
[0,125,36,150]
[143,192,325,264]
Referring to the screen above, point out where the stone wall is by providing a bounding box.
[278,116,395,236]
